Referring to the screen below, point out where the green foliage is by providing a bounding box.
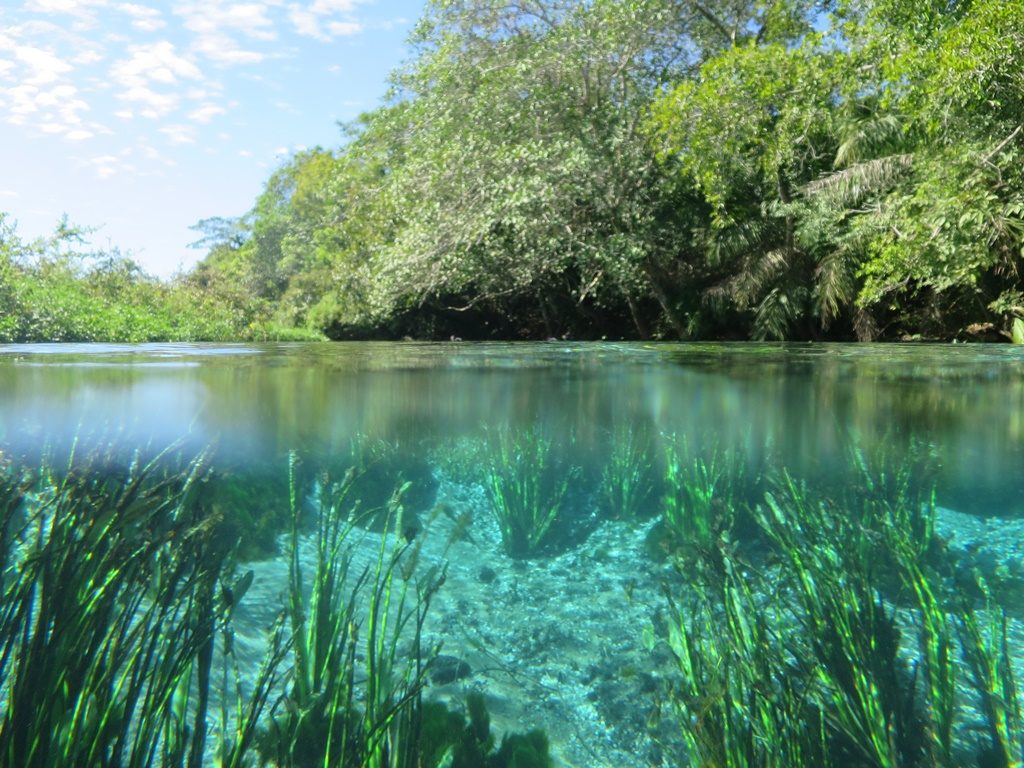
[7,0,1022,342]
[667,450,1024,768]
[418,693,552,768]
[0,448,278,768]
[0,446,479,768]
[659,437,748,569]
[484,426,579,557]
[0,214,254,342]
[598,424,658,520]
[258,454,445,767]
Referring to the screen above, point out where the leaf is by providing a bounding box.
[1012,317,1024,344]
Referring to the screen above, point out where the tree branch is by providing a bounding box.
[981,125,1022,166]
[688,0,735,47]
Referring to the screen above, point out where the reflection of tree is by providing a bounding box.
[1,344,1021,516]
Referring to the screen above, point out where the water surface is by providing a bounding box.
[2,341,1021,517]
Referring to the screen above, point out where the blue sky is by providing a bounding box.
[0,0,426,277]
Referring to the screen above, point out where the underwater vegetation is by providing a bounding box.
[1,427,1021,768]
[255,454,444,768]
[483,426,580,557]
[665,447,1024,768]
[0,446,270,768]
[597,424,658,522]
[340,435,439,534]
[0,445,550,768]
[419,693,552,768]
[660,437,746,564]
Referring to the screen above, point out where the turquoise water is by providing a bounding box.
[2,341,1024,766]
[2,342,1022,516]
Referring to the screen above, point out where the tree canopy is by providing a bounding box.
[8,0,1021,342]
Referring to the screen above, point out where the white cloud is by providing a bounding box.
[174,0,280,64]
[119,85,180,116]
[110,41,202,117]
[72,49,104,65]
[111,41,202,87]
[81,153,131,179]
[0,190,17,198]
[159,123,197,144]
[0,80,91,140]
[273,99,299,114]
[192,35,264,65]
[238,149,252,157]
[117,3,166,32]
[309,0,360,12]
[188,103,225,123]
[177,1,277,40]
[15,46,73,85]
[327,21,361,36]
[288,0,366,41]
[25,0,108,16]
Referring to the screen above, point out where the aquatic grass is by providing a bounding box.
[667,454,1023,768]
[0,444,467,768]
[0,447,253,768]
[659,436,747,571]
[845,438,940,562]
[419,692,553,768]
[957,590,1023,768]
[598,424,657,520]
[339,434,439,533]
[667,561,831,768]
[758,480,936,768]
[259,453,445,767]
[483,426,578,557]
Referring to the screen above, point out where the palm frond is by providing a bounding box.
[805,154,913,207]
[753,285,803,340]
[835,112,907,168]
[814,247,857,329]
[704,247,791,312]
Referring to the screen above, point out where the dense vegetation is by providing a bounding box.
[185,0,1024,342]
[3,429,1022,765]
[0,214,321,342]
[4,0,1023,342]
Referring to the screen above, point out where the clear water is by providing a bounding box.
[2,342,1022,516]
[2,341,1024,766]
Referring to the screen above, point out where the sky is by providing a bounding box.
[0,0,426,277]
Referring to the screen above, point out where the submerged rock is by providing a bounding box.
[431,655,473,685]
[935,505,1024,611]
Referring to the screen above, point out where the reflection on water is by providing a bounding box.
[1,342,1022,517]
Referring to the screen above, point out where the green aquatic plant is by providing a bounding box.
[845,438,940,561]
[342,434,439,533]
[257,453,446,767]
[958,589,1023,768]
[197,462,292,558]
[659,437,747,570]
[666,460,1023,768]
[668,562,831,768]
[759,479,939,767]
[0,447,276,768]
[419,693,552,768]
[483,426,578,557]
[598,425,657,520]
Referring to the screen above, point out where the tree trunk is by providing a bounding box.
[642,262,687,339]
